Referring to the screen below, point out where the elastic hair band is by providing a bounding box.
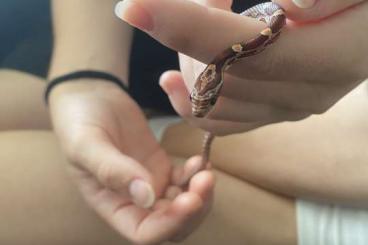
[44,70,128,104]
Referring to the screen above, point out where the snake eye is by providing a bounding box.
[189,94,193,102]
[210,97,217,106]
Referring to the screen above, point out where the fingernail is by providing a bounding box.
[129,179,155,208]
[159,74,172,95]
[292,0,316,8]
[114,0,154,31]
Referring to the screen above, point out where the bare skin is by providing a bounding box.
[162,82,368,206]
[3,2,368,245]
[0,70,51,130]
[45,0,368,243]
[116,0,368,135]
[2,70,368,244]
[0,70,295,245]
[0,131,296,245]
[49,1,216,243]
[3,70,368,208]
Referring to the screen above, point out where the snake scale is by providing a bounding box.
[190,2,286,169]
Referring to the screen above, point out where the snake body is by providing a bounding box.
[190,2,286,169]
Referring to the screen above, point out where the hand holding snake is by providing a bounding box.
[117,0,368,168]
[190,2,287,167]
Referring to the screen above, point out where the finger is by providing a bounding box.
[177,52,334,118]
[172,155,204,186]
[170,170,215,242]
[134,192,204,244]
[76,138,155,209]
[178,53,204,91]
[188,170,215,201]
[220,74,347,113]
[208,96,310,122]
[273,0,366,21]
[115,0,264,62]
[111,170,215,244]
[115,0,368,82]
[183,0,233,90]
[159,70,269,134]
[76,174,200,245]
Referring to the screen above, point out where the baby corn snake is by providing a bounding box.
[190,2,286,169]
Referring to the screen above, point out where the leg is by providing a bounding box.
[0,131,127,245]
[0,130,296,245]
[175,168,296,245]
[0,69,51,130]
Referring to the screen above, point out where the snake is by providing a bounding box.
[190,2,286,170]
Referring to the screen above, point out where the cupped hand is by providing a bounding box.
[115,0,368,135]
[48,80,214,244]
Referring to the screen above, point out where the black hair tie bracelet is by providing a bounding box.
[44,70,129,104]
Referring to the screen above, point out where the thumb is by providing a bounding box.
[76,138,156,208]
[159,70,193,118]
[273,0,366,21]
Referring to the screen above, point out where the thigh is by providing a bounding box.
[173,168,296,245]
[0,131,129,245]
[0,130,296,245]
[0,69,51,130]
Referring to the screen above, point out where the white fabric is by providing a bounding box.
[148,116,182,142]
[297,199,368,245]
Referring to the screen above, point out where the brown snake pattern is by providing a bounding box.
[190,2,286,169]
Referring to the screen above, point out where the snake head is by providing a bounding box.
[190,64,223,118]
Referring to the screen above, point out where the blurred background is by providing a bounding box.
[0,0,263,113]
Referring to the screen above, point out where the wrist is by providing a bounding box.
[46,70,129,104]
[49,79,129,105]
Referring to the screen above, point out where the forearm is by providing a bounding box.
[163,82,368,206]
[49,0,132,83]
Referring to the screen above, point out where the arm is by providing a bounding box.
[116,0,368,135]
[163,82,368,207]
[47,1,214,244]
[49,0,132,82]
